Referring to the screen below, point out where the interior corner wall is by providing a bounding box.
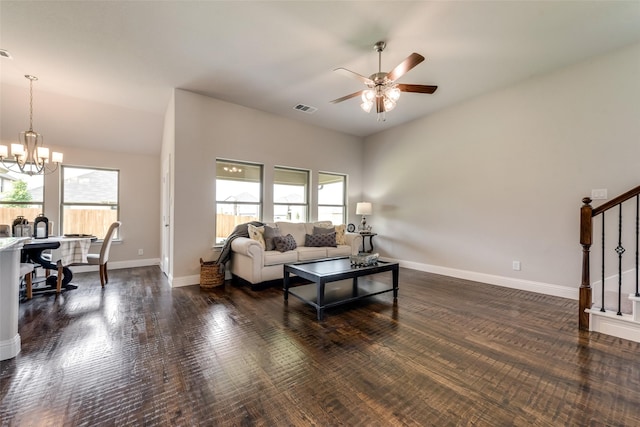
[171,89,364,285]
[362,42,640,293]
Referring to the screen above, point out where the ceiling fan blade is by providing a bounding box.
[386,53,425,82]
[330,90,364,104]
[397,83,438,94]
[334,68,374,86]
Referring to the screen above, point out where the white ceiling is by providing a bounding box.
[2,1,640,154]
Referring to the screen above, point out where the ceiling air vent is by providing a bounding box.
[0,49,12,59]
[293,104,317,114]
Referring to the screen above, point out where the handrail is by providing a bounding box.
[593,185,640,216]
[579,184,640,330]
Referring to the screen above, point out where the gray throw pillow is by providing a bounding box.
[273,234,297,252]
[305,232,337,248]
[313,226,335,235]
[263,225,281,251]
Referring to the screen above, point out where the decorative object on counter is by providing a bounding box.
[356,202,372,231]
[12,216,31,238]
[200,258,225,289]
[350,252,379,267]
[0,75,63,176]
[33,214,49,239]
[0,224,11,237]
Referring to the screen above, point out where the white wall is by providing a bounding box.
[42,146,161,266]
[170,89,364,285]
[363,42,640,296]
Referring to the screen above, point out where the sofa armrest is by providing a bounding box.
[231,237,263,258]
[344,232,363,255]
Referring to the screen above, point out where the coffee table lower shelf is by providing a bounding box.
[286,278,394,319]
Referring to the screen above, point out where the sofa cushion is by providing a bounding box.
[264,249,298,266]
[248,224,265,249]
[297,246,328,261]
[276,222,307,247]
[263,225,281,251]
[327,245,352,258]
[305,232,337,247]
[273,233,297,252]
[314,221,333,228]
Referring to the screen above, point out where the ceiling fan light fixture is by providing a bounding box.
[383,97,396,112]
[361,89,375,103]
[360,101,373,113]
[386,85,401,102]
[331,41,437,121]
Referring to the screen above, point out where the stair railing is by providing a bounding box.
[580,185,640,330]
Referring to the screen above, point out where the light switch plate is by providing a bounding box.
[591,189,608,200]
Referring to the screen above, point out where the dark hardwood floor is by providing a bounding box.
[1,266,639,426]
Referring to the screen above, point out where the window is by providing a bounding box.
[317,172,346,224]
[274,167,309,223]
[61,166,119,239]
[0,162,44,227]
[216,160,262,244]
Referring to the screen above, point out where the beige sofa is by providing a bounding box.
[230,221,362,289]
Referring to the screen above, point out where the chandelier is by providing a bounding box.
[0,75,63,176]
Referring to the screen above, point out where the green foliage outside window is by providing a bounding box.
[3,181,32,207]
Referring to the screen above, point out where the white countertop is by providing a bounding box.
[0,237,29,252]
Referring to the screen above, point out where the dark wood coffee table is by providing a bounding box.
[283,257,399,320]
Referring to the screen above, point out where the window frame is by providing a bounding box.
[0,161,45,226]
[60,165,120,240]
[215,159,263,244]
[317,172,347,224]
[273,166,310,223]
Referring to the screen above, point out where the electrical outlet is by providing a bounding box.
[138,249,143,256]
[512,261,521,271]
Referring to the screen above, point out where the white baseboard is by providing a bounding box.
[68,258,160,273]
[588,308,640,343]
[399,259,578,300]
[0,333,20,361]
[170,259,579,297]
[171,274,200,288]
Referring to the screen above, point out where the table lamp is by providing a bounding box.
[356,202,372,231]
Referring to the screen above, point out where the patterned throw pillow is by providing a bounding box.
[273,234,297,252]
[305,232,337,247]
[263,225,281,251]
[247,224,265,249]
[334,224,347,245]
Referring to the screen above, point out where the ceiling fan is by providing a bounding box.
[331,41,438,120]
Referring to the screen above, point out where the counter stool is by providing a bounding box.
[20,263,35,300]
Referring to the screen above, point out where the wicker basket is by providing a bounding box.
[200,258,225,289]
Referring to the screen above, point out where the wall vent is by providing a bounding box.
[0,49,12,59]
[293,104,317,114]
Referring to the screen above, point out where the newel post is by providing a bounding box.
[579,197,593,330]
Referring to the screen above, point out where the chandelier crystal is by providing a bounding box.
[0,75,63,176]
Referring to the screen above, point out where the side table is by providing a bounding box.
[359,232,378,253]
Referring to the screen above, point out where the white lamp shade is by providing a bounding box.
[51,152,63,163]
[37,146,49,159]
[11,143,25,156]
[356,202,372,216]
[0,145,7,158]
